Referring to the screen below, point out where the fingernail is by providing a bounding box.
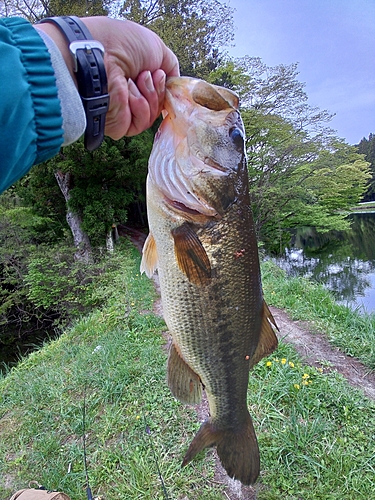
[128,78,141,98]
[157,72,166,94]
[144,71,154,92]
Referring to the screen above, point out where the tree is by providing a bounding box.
[357,133,375,201]
[210,58,371,251]
[119,0,235,78]
[0,0,110,21]
[27,132,154,256]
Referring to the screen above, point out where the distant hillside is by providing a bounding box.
[357,133,375,201]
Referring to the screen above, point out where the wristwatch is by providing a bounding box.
[39,16,110,151]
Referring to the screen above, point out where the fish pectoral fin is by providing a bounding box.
[183,412,260,485]
[249,301,279,369]
[171,223,211,286]
[140,232,158,278]
[167,341,202,405]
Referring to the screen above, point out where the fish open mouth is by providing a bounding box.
[168,199,205,216]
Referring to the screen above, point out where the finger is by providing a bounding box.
[126,78,152,136]
[139,69,167,123]
[161,44,180,78]
[152,69,167,115]
[104,71,132,140]
[135,70,161,125]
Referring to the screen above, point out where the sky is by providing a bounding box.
[226,0,375,145]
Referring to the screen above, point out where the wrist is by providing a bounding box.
[35,22,77,87]
[37,16,109,151]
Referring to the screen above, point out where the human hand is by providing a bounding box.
[38,16,179,139]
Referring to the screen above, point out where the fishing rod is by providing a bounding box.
[143,415,170,500]
[82,384,93,500]
[82,382,169,500]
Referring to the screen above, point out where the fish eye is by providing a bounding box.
[229,127,244,149]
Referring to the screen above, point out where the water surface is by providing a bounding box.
[272,214,375,313]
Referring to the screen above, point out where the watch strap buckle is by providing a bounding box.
[69,40,105,73]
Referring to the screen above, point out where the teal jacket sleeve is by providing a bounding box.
[0,17,64,193]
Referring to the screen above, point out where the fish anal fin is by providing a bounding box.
[183,412,260,485]
[168,342,202,404]
[171,223,211,286]
[250,301,279,369]
[140,232,158,278]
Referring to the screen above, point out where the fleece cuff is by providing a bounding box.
[35,27,86,146]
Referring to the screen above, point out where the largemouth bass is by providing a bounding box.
[141,76,278,485]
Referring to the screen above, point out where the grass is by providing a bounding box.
[0,241,375,499]
[252,343,375,499]
[261,259,375,369]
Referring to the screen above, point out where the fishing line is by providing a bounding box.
[143,414,170,500]
[82,383,93,500]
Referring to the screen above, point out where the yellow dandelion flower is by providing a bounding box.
[131,302,135,306]
[136,415,141,420]
[302,373,310,379]
[281,358,287,365]
[274,358,279,362]
[302,380,309,386]
[294,384,300,390]
[289,361,295,368]
[266,361,272,367]
[317,368,323,373]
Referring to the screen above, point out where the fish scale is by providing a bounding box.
[141,76,278,485]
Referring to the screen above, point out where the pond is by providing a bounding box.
[272,213,375,313]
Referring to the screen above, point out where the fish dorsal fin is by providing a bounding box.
[192,80,233,111]
[167,341,202,404]
[140,232,158,278]
[249,301,279,369]
[171,223,211,286]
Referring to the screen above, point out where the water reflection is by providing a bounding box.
[272,214,375,313]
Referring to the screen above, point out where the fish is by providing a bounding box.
[140,76,278,485]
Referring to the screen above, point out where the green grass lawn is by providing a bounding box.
[1,242,374,499]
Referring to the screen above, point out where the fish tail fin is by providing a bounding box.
[182,412,260,485]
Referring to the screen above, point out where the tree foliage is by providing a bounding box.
[357,133,375,201]
[0,191,135,353]
[0,0,109,21]
[211,58,371,251]
[32,132,154,247]
[119,0,234,78]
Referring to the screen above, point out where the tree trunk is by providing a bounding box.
[106,228,114,253]
[105,224,120,253]
[54,170,92,262]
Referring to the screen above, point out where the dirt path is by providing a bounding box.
[270,307,375,401]
[127,230,375,499]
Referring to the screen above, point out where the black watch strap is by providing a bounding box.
[39,16,110,151]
